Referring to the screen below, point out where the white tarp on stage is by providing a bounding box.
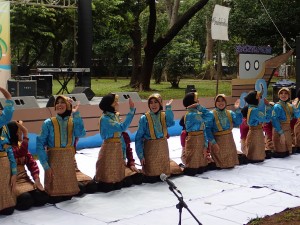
[1,128,300,225]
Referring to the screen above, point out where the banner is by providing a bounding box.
[211,4,231,41]
[0,1,10,89]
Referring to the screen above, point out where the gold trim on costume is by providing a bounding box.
[213,109,232,132]
[188,131,203,136]
[51,117,74,148]
[0,151,8,157]
[145,112,167,139]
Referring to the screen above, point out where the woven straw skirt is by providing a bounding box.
[143,138,170,176]
[95,141,125,183]
[211,132,239,168]
[264,134,274,150]
[0,156,16,211]
[294,119,300,148]
[273,123,292,154]
[246,126,265,161]
[74,159,92,185]
[183,134,207,168]
[15,165,35,196]
[45,148,79,196]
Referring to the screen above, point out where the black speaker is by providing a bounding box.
[18,80,37,97]
[30,75,53,97]
[71,86,95,100]
[46,93,90,108]
[7,80,18,97]
[7,80,37,97]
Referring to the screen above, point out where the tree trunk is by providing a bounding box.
[129,17,142,89]
[205,17,215,80]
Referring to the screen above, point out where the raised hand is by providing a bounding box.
[129,97,134,108]
[166,99,173,106]
[72,101,80,113]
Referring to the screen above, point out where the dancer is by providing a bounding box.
[272,87,300,157]
[181,92,213,176]
[0,87,16,215]
[6,121,48,210]
[244,90,272,162]
[206,94,242,169]
[135,93,182,183]
[95,93,136,192]
[37,95,86,203]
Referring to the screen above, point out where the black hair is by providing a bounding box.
[99,93,116,113]
[7,121,19,145]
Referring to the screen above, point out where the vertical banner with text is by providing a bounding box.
[0,1,11,90]
[211,4,231,41]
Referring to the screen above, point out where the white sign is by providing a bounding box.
[211,4,231,41]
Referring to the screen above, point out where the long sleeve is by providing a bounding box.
[122,132,135,166]
[0,99,14,127]
[135,115,147,160]
[36,119,51,170]
[248,105,272,127]
[165,105,175,127]
[20,141,40,180]
[72,111,86,138]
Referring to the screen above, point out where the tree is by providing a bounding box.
[133,0,210,91]
[228,0,300,54]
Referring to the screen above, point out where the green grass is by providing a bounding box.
[53,76,294,100]
[53,78,232,100]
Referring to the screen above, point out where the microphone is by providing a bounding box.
[160,173,182,194]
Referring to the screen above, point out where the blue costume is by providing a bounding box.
[0,99,16,214]
[37,111,86,170]
[181,92,213,175]
[244,91,272,162]
[135,106,174,160]
[206,95,242,168]
[95,93,135,191]
[271,87,300,157]
[36,95,85,199]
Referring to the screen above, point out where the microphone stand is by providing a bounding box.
[168,186,202,225]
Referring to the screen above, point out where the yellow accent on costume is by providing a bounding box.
[145,112,167,139]
[51,117,73,148]
[213,109,232,132]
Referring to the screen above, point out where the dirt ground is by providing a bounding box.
[246,206,300,225]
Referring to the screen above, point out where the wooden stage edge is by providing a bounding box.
[12,97,237,136]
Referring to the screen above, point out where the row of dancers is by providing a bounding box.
[1,86,299,216]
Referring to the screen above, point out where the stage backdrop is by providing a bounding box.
[0,1,11,95]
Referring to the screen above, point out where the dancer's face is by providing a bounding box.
[149,98,160,113]
[55,98,67,114]
[279,90,289,102]
[215,96,226,110]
